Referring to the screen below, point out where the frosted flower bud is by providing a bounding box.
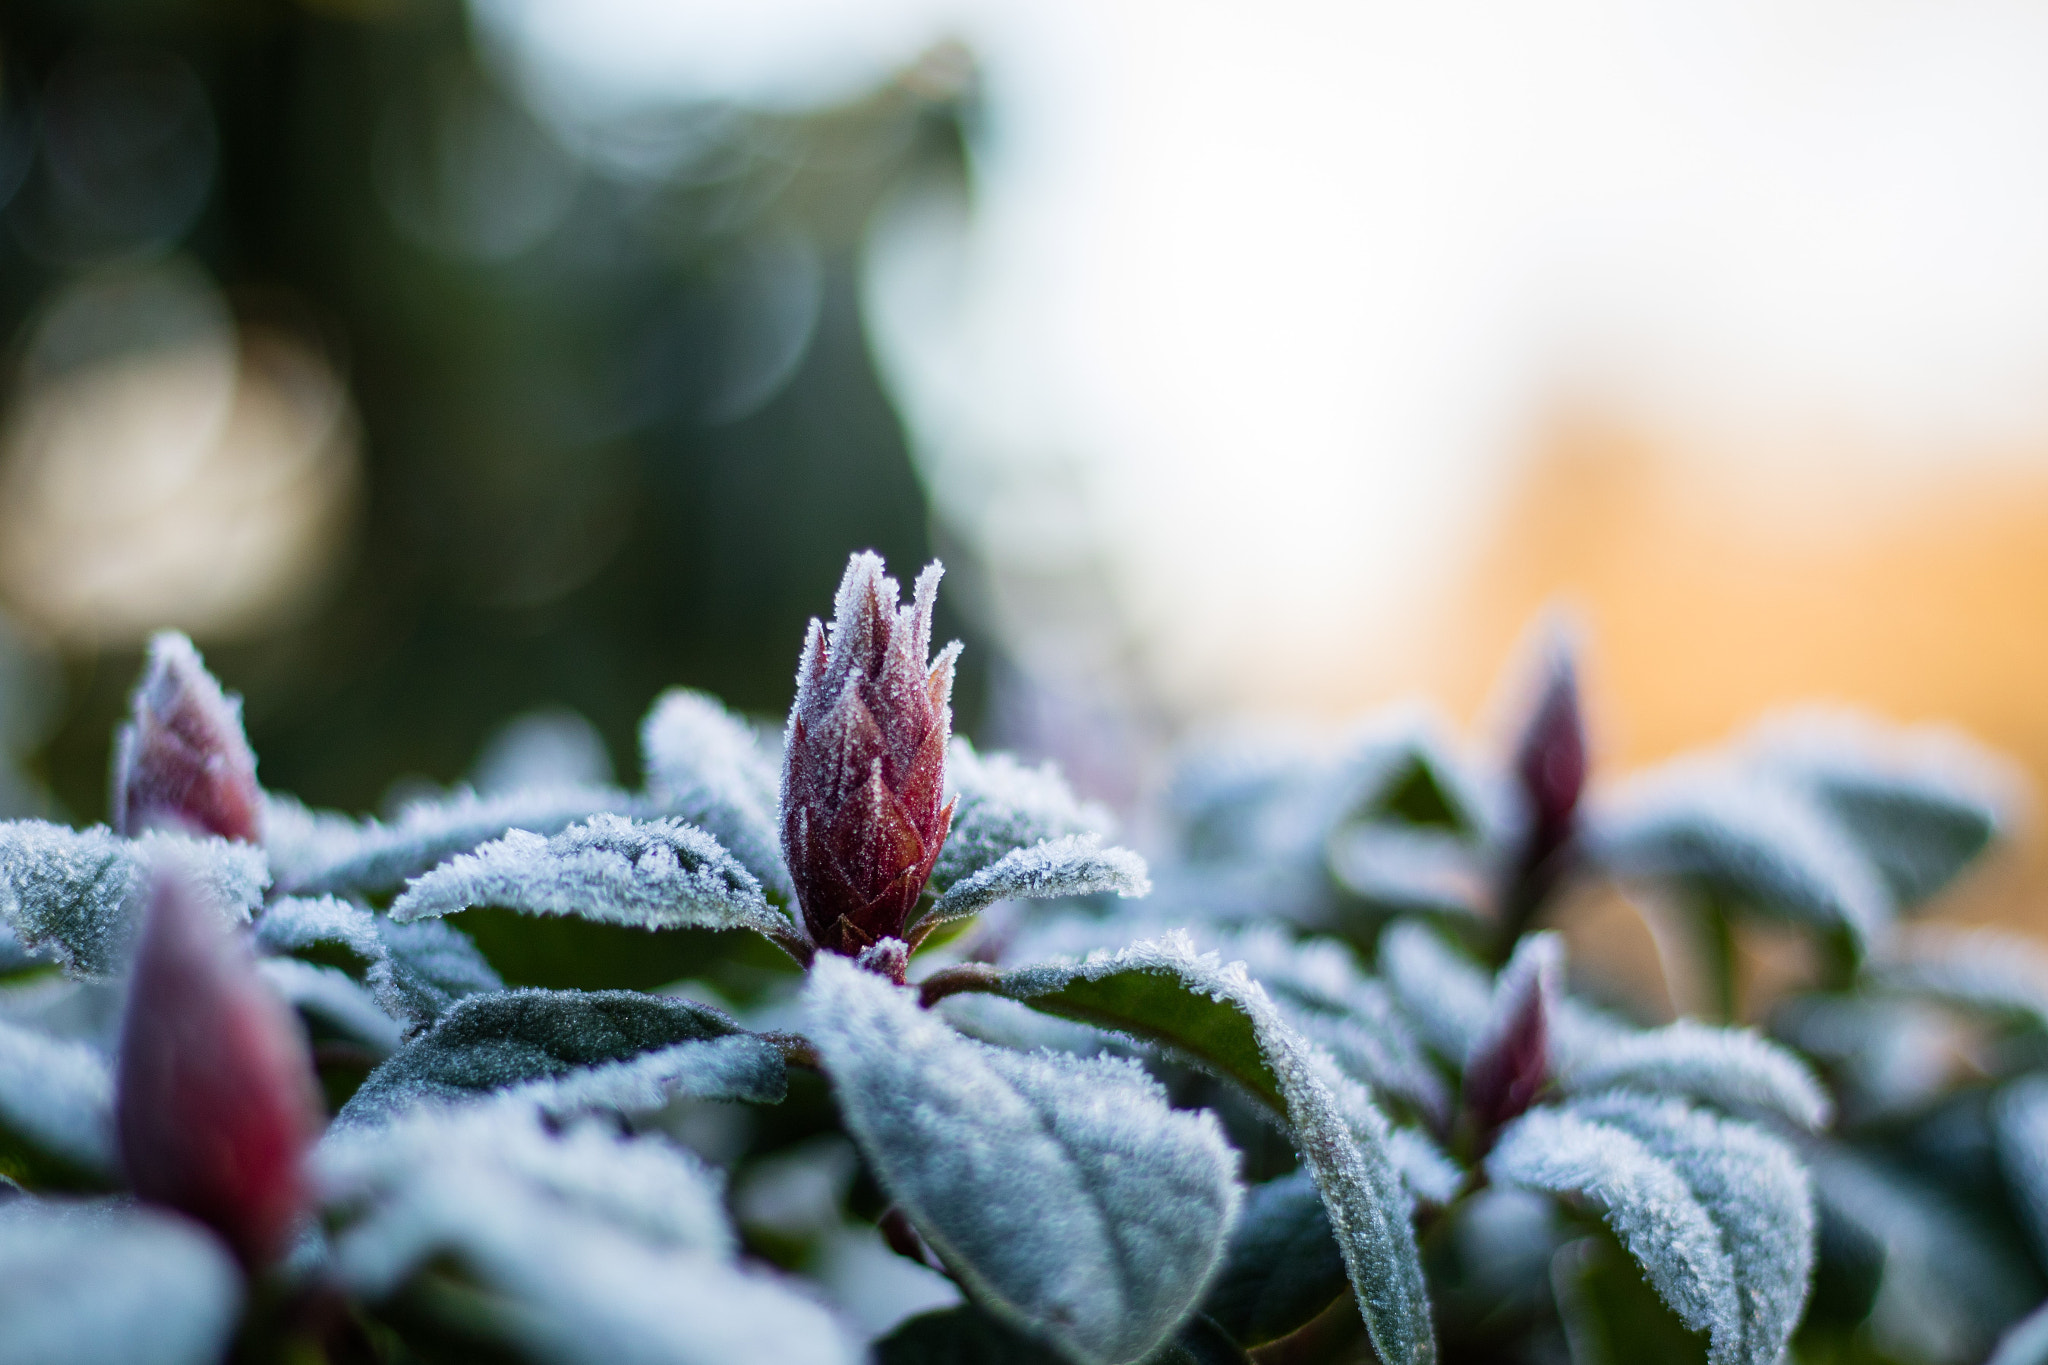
[1463,935,1558,1138]
[781,553,961,959]
[116,867,322,1267]
[112,632,263,844]
[1512,637,1587,871]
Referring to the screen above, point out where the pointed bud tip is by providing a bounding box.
[115,867,321,1267]
[113,632,262,844]
[1463,935,1559,1136]
[1513,629,1588,856]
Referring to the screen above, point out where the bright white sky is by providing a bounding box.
[481,0,2048,708]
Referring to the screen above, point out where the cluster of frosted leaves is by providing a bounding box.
[318,1102,855,1365]
[0,1198,243,1365]
[252,894,503,1042]
[387,814,787,939]
[335,987,785,1129]
[267,783,638,898]
[804,954,1244,1365]
[920,933,1438,1365]
[928,741,1115,893]
[1584,710,2013,954]
[0,821,266,979]
[639,688,789,895]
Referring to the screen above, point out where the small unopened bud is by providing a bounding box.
[781,553,960,960]
[116,868,322,1267]
[1463,934,1558,1139]
[1511,636,1587,874]
[112,633,263,844]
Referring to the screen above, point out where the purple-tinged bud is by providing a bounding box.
[1512,636,1587,872]
[116,868,322,1267]
[112,633,263,844]
[781,553,960,960]
[1463,935,1558,1140]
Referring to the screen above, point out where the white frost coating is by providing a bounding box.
[994,933,1436,1365]
[387,814,782,941]
[924,834,1149,925]
[640,688,789,895]
[255,895,383,964]
[0,822,265,980]
[1378,920,1492,1062]
[262,793,370,890]
[1994,1077,2048,1266]
[1565,1020,1832,1132]
[1586,761,1889,946]
[929,739,1114,892]
[804,954,1240,1365]
[1386,1126,1464,1206]
[1572,1093,1815,1365]
[276,783,637,897]
[365,917,505,1031]
[1876,928,2048,1032]
[256,958,405,1054]
[0,1198,243,1365]
[1488,1107,1738,1353]
[319,1106,855,1365]
[502,1035,790,1121]
[0,1017,116,1180]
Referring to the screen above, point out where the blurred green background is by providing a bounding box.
[0,0,979,822]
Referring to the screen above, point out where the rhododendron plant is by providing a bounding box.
[0,552,2041,1365]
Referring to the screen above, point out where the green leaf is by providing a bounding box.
[949,933,1436,1365]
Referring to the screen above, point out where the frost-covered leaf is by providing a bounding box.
[261,793,371,891]
[1219,927,1448,1124]
[923,834,1149,928]
[275,784,637,897]
[1563,1020,1832,1131]
[365,916,503,1033]
[0,1198,242,1365]
[806,953,1241,1365]
[640,688,788,894]
[944,934,1435,1365]
[928,741,1113,894]
[1989,1300,2048,1365]
[1569,1093,1815,1365]
[1994,1077,2048,1267]
[1463,934,1559,1134]
[1387,1126,1466,1206]
[1809,1143,2038,1365]
[1378,920,1493,1062]
[1873,928,2048,1033]
[388,814,788,947]
[257,957,403,1053]
[1324,826,1490,920]
[254,895,383,970]
[1200,1168,1349,1347]
[1487,1106,1736,1358]
[321,1104,854,1365]
[1746,710,2014,911]
[336,987,780,1127]
[1586,763,1889,948]
[0,1017,116,1188]
[0,823,266,980]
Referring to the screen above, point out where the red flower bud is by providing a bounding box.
[781,553,960,959]
[1463,937,1557,1140]
[116,867,322,1267]
[112,633,263,844]
[1512,636,1587,872]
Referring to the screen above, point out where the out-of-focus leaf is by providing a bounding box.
[0,823,265,980]
[254,895,382,971]
[806,954,1241,1365]
[0,1198,242,1365]
[922,835,1149,929]
[274,784,637,897]
[1995,1077,2048,1268]
[1563,1020,1832,1131]
[1568,1093,1814,1365]
[928,741,1113,894]
[1200,1168,1348,1347]
[1988,1300,2048,1365]
[388,814,784,943]
[640,688,788,896]
[1874,929,2048,1034]
[877,1305,1251,1365]
[0,1018,115,1188]
[1586,764,1888,949]
[255,957,404,1054]
[367,917,505,1033]
[1746,710,2015,911]
[950,933,1436,1365]
[1378,921,1494,1063]
[335,988,776,1127]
